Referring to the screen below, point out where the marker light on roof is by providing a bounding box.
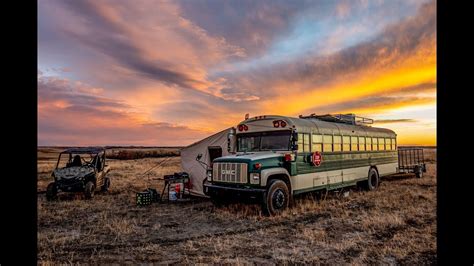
[273,120,280,127]
[280,121,287,127]
[238,125,244,131]
[243,124,248,131]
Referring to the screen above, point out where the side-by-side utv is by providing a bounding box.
[46,147,111,200]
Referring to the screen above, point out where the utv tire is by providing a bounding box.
[101,177,110,192]
[46,182,58,201]
[85,181,95,199]
[262,180,290,216]
[367,168,380,191]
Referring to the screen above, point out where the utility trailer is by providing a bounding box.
[397,147,426,178]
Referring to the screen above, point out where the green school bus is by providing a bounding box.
[203,114,402,215]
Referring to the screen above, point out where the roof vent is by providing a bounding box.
[298,113,373,126]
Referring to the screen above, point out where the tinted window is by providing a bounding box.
[238,131,291,152]
[323,135,333,152]
[303,134,310,152]
[378,138,385,150]
[312,134,322,152]
[385,138,391,150]
[359,137,366,151]
[366,137,372,151]
[298,133,310,152]
[333,135,342,152]
[372,137,378,150]
[343,136,350,151]
[351,136,358,151]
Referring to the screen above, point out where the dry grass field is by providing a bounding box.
[37,147,436,264]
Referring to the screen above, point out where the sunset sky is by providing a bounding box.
[38,0,436,146]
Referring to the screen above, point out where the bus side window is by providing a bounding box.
[372,137,378,151]
[312,134,322,152]
[304,134,310,152]
[298,133,310,152]
[342,136,350,151]
[333,135,342,152]
[385,138,391,150]
[351,136,358,151]
[392,138,397,150]
[323,135,333,152]
[359,136,366,151]
[378,138,385,150]
[298,133,304,152]
[366,137,372,151]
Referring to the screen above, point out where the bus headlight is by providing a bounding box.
[250,173,260,184]
[207,170,212,182]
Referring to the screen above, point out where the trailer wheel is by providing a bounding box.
[262,180,290,216]
[84,181,95,199]
[367,168,379,191]
[414,166,423,178]
[46,182,58,201]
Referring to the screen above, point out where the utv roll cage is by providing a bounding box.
[56,147,106,171]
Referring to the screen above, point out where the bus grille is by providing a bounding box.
[213,162,248,183]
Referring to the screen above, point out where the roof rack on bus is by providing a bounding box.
[298,113,374,126]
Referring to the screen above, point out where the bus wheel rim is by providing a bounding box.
[370,173,377,187]
[272,189,285,208]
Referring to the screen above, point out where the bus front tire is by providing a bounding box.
[367,168,379,191]
[262,180,290,216]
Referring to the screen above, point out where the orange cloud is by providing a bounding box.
[38,0,436,146]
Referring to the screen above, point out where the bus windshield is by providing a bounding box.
[237,131,291,152]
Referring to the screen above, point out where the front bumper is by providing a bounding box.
[56,179,85,192]
[203,182,266,199]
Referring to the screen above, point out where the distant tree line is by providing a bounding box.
[106,149,180,160]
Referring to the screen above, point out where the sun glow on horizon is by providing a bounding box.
[38,0,436,146]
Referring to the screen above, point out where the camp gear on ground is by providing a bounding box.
[136,191,152,206]
[169,190,177,201]
[160,172,191,202]
[136,188,160,206]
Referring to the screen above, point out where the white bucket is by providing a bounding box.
[169,190,177,201]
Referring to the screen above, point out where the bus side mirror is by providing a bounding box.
[291,132,298,151]
[227,128,236,153]
[292,132,298,141]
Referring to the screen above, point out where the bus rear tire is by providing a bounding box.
[367,168,379,191]
[262,180,290,216]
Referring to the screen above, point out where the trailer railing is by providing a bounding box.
[397,147,426,177]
